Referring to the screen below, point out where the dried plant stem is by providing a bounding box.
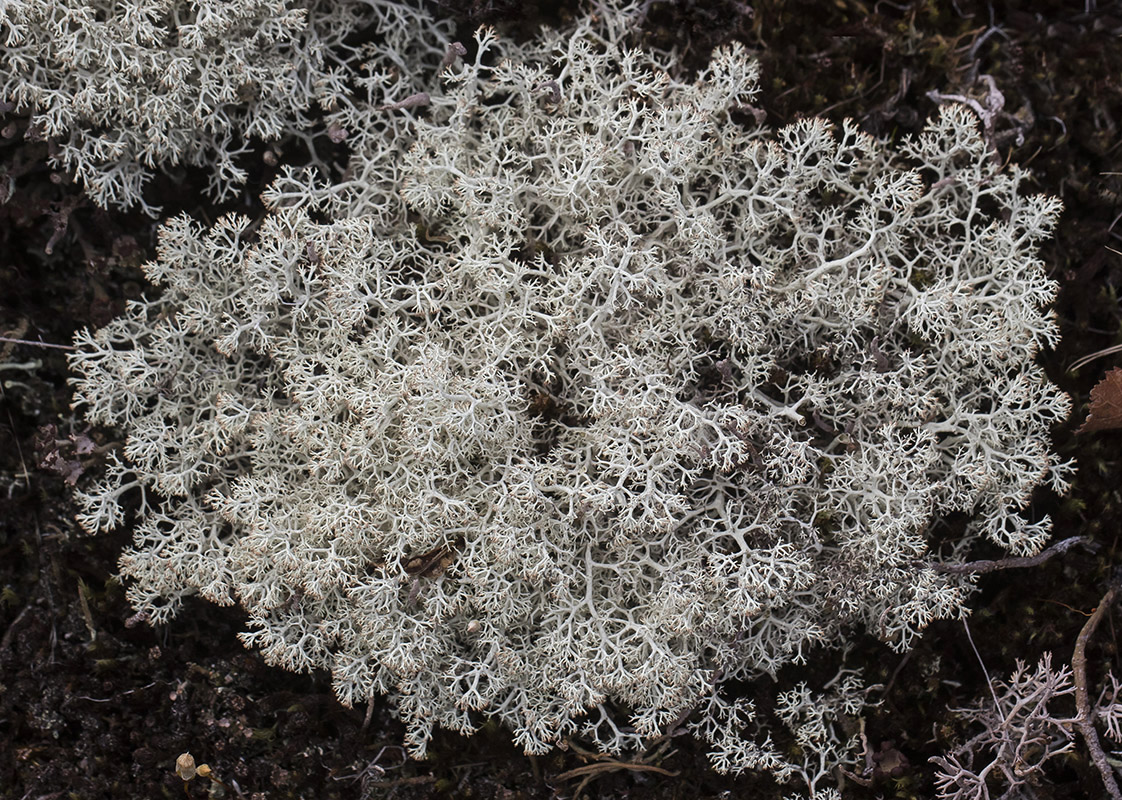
[933,535,1087,575]
[1070,343,1122,373]
[0,335,74,351]
[1072,585,1122,800]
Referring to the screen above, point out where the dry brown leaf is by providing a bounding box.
[1079,367,1122,434]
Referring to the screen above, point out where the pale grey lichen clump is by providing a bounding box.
[0,0,444,212]
[66,1,1070,791]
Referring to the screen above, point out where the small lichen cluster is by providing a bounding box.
[65,0,1070,789]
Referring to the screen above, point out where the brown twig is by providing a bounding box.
[558,737,679,799]
[556,760,679,780]
[558,757,679,799]
[932,535,1088,575]
[360,695,375,734]
[1072,585,1122,800]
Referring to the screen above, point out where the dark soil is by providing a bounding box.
[3,1,1122,798]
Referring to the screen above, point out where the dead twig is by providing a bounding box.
[556,760,679,781]
[933,535,1088,575]
[558,758,679,800]
[1072,585,1122,800]
[0,335,74,352]
[558,738,679,799]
